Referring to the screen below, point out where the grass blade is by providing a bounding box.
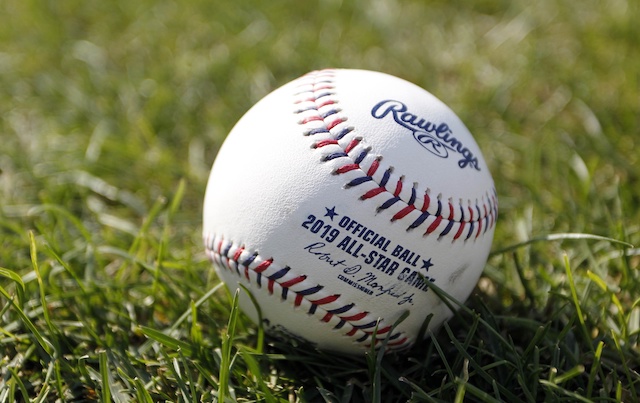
[610,330,639,402]
[551,364,585,385]
[563,253,593,352]
[0,283,53,355]
[219,288,240,403]
[133,377,155,403]
[0,267,25,305]
[138,326,194,356]
[29,232,60,355]
[7,367,31,402]
[241,347,279,403]
[239,283,265,354]
[99,350,111,403]
[455,379,503,403]
[490,233,634,256]
[539,380,592,403]
[586,340,604,398]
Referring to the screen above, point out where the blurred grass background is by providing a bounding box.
[1,0,638,401]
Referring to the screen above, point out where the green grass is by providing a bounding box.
[1,0,639,401]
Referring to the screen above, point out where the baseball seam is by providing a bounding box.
[205,233,413,352]
[293,69,498,243]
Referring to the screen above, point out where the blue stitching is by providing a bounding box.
[353,320,378,329]
[323,152,348,161]
[321,109,340,119]
[335,126,353,140]
[346,176,372,187]
[380,168,392,187]
[378,196,400,211]
[466,223,475,240]
[294,106,316,114]
[435,199,442,217]
[409,211,430,230]
[440,220,455,237]
[408,186,417,205]
[305,127,330,136]
[222,242,232,259]
[315,91,334,99]
[242,252,258,267]
[269,267,290,280]
[298,285,323,295]
[329,303,355,315]
[354,149,368,164]
[356,333,369,342]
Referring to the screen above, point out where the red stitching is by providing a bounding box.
[388,337,408,347]
[391,205,415,221]
[335,164,359,174]
[367,158,380,177]
[314,139,339,148]
[422,192,431,212]
[310,294,340,304]
[342,311,369,321]
[254,259,272,273]
[317,99,336,108]
[313,84,334,91]
[453,222,466,240]
[373,325,392,334]
[360,187,386,200]
[344,138,361,153]
[299,115,324,124]
[233,246,244,262]
[280,275,307,288]
[326,117,345,130]
[426,216,442,235]
[346,328,358,337]
[393,178,403,197]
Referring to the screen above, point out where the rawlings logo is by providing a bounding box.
[371,100,480,171]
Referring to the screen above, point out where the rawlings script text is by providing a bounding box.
[371,100,480,170]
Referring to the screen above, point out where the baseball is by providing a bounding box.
[203,69,497,354]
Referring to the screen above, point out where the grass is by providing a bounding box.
[1,0,639,401]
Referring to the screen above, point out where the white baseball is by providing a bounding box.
[203,69,497,354]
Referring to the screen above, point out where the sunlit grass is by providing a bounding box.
[1,0,639,401]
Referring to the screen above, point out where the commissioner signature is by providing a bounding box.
[304,242,349,268]
[356,272,415,305]
[304,242,415,305]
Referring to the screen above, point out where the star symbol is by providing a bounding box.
[421,258,433,272]
[324,206,339,221]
